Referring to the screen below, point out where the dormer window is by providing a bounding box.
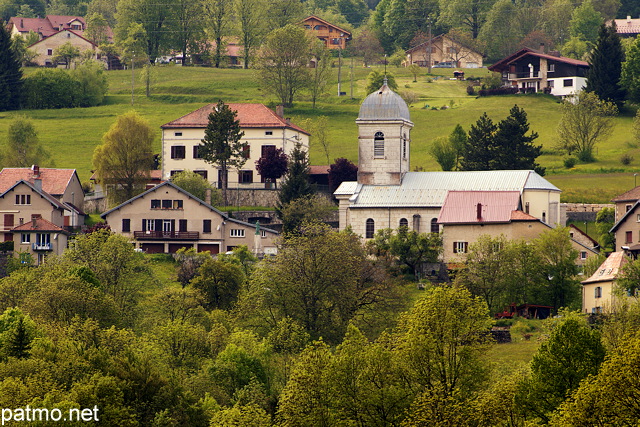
[374,132,384,158]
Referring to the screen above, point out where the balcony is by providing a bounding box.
[133,231,199,240]
[32,243,52,251]
[508,71,540,80]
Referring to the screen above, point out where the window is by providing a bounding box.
[580,251,587,260]
[242,145,250,159]
[402,134,407,159]
[399,218,408,228]
[413,214,421,232]
[265,131,273,136]
[453,241,468,254]
[151,199,161,209]
[47,49,52,56]
[174,132,182,137]
[314,25,326,30]
[431,218,439,233]
[35,233,50,249]
[304,25,311,29]
[261,145,276,157]
[548,81,554,88]
[194,170,208,180]
[331,38,341,45]
[170,170,183,176]
[627,204,633,212]
[15,194,31,205]
[203,220,212,233]
[525,202,530,214]
[193,145,202,159]
[365,218,375,238]
[238,170,253,184]
[261,230,267,238]
[162,199,172,209]
[179,219,187,232]
[21,234,30,244]
[374,132,384,158]
[627,231,633,244]
[230,229,245,238]
[563,79,573,87]
[163,219,173,232]
[542,211,546,223]
[171,146,185,159]
[122,219,130,232]
[548,63,555,72]
[143,219,156,232]
[173,200,183,209]
[636,213,640,222]
[595,286,602,298]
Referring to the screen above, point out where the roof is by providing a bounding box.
[582,252,628,284]
[309,165,329,175]
[161,103,310,135]
[358,83,412,122]
[0,167,78,196]
[437,191,522,224]
[0,180,65,210]
[488,48,589,73]
[510,210,538,221]
[7,15,99,39]
[337,170,559,208]
[610,200,640,233]
[611,185,640,202]
[568,224,600,248]
[12,217,67,233]
[611,18,640,34]
[100,181,279,234]
[301,15,351,36]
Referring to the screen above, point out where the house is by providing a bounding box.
[0,166,85,232]
[27,29,103,67]
[609,16,640,38]
[437,191,598,264]
[568,224,600,253]
[582,251,633,314]
[100,180,279,255]
[488,47,589,96]
[334,82,563,244]
[6,15,113,42]
[609,199,640,255]
[300,16,351,50]
[12,216,69,265]
[161,103,310,189]
[611,185,640,222]
[405,34,484,68]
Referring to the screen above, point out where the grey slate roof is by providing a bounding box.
[335,170,559,208]
[358,84,412,122]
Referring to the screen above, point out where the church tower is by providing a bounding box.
[356,82,413,185]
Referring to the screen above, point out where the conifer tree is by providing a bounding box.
[0,22,23,111]
[494,105,544,175]
[587,23,625,107]
[460,113,497,171]
[6,316,32,359]
[276,142,314,215]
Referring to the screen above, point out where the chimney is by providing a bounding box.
[276,104,284,118]
[32,164,40,178]
[539,43,545,53]
[285,117,291,125]
[20,19,23,28]
[628,16,632,23]
[34,178,42,192]
[477,203,482,220]
[32,217,36,228]
[205,188,212,205]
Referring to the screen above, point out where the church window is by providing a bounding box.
[431,218,439,233]
[399,218,408,228]
[365,218,375,238]
[374,132,384,158]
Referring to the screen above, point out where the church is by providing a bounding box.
[334,82,575,262]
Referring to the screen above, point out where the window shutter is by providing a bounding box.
[179,219,187,232]
[142,219,147,231]
[463,242,468,253]
[453,242,457,253]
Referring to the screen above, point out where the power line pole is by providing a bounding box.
[131,50,135,106]
[350,57,354,99]
[337,47,342,96]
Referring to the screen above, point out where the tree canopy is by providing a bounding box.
[0,21,22,111]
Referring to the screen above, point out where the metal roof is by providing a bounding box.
[358,84,411,122]
[437,191,521,224]
[334,181,360,196]
[342,171,558,208]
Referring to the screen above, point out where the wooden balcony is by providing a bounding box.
[133,231,199,240]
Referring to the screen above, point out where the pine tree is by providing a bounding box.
[0,22,23,111]
[587,23,625,107]
[494,105,544,175]
[276,142,314,215]
[460,113,497,171]
[7,317,32,359]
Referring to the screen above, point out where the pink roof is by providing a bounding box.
[510,210,538,221]
[437,191,522,224]
[612,18,640,34]
[0,167,76,196]
[161,103,310,135]
[582,251,628,284]
[12,217,66,232]
[8,15,112,41]
[309,165,329,175]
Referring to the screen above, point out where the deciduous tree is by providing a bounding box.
[429,136,456,171]
[204,0,233,68]
[92,111,155,206]
[365,70,398,94]
[328,157,357,194]
[170,170,219,203]
[569,0,603,46]
[255,147,288,189]
[5,115,51,167]
[235,0,264,69]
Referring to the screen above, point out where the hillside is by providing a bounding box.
[0,65,637,202]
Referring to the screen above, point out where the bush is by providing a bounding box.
[620,153,634,165]
[563,157,577,168]
[477,87,518,96]
[466,85,475,95]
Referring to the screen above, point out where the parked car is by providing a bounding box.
[433,61,455,68]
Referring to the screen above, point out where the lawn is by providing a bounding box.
[2,64,639,202]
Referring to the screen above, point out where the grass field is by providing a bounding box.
[2,64,639,202]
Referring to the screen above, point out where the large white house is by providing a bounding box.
[161,103,310,189]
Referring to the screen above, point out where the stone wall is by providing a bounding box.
[226,188,279,208]
[561,203,614,223]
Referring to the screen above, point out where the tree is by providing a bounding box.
[594,207,615,252]
[92,111,155,206]
[460,112,497,171]
[277,142,314,212]
[171,0,205,67]
[0,22,23,111]
[301,116,331,164]
[71,60,109,107]
[10,31,38,66]
[620,34,640,103]
[556,91,617,163]
[85,12,111,45]
[204,0,233,68]
[190,258,245,310]
[278,194,335,235]
[561,36,590,61]
[255,147,288,189]
[115,0,173,63]
[52,42,81,69]
[5,115,51,167]
[199,100,247,206]
[449,123,467,170]
[389,226,442,277]
[569,0,603,46]
[256,24,314,107]
[429,136,456,171]
[588,23,625,106]
[350,28,383,67]
[493,105,544,175]
[328,157,357,194]
[235,0,264,69]
[365,70,398,94]
[438,0,497,39]
[309,42,331,109]
[170,170,219,203]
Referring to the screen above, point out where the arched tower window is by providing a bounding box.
[431,218,439,233]
[402,133,407,160]
[399,218,408,228]
[374,132,384,158]
[366,218,375,238]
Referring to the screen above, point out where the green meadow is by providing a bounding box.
[1,64,638,202]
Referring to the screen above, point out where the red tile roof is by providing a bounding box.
[611,186,640,202]
[12,217,66,232]
[510,210,538,221]
[7,15,112,42]
[0,167,76,196]
[488,48,589,72]
[309,165,329,175]
[612,18,640,34]
[161,103,310,135]
[437,191,522,224]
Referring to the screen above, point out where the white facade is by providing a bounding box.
[547,76,587,97]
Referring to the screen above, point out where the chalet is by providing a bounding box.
[300,16,351,50]
[488,48,589,96]
[161,103,309,189]
[405,34,484,68]
[101,180,279,255]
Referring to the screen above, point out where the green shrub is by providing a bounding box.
[563,157,577,168]
[23,69,80,109]
[620,153,633,165]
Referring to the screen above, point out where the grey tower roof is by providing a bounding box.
[358,83,411,122]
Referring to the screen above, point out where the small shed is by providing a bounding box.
[453,70,465,80]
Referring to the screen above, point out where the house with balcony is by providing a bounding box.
[101,180,279,255]
[12,216,69,265]
[300,16,351,50]
[161,103,309,189]
[488,48,589,96]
